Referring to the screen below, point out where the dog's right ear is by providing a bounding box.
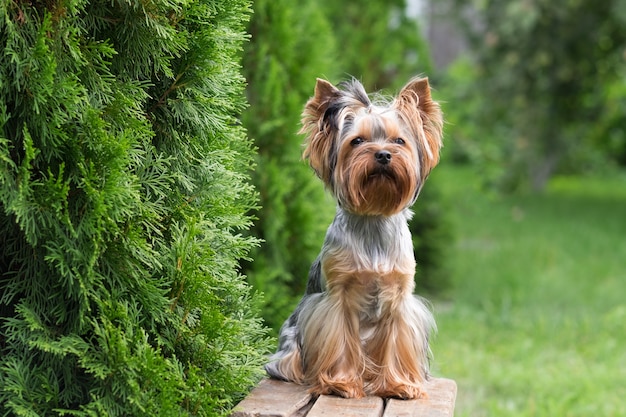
[312,78,341,112]
[301,79,342,184]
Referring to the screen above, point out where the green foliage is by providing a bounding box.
[410,174,453,296]
[587,74,626,167]
[0,0,269,415]
[446,0,626,191]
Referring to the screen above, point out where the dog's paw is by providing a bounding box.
[368,381,427,400]
[309,378,366,399]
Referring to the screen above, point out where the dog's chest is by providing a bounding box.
[324,209,415,273]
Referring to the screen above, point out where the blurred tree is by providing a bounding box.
[0,0,269,415]
[448,0,626,191]
[242,0,339,330]
[321,0,434,90]
[588,75,626,168]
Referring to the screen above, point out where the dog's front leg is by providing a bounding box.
[298,265,368,398]
[364,271,435,399]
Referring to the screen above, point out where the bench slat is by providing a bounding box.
[383,378,457,417]
[307,395,384,417]
[230,378,456,417]
[230,378,313,417]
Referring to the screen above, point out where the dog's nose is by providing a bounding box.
[375,150,392,165]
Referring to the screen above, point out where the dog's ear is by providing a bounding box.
[312,78,341,111]
[395,77,443,176]
[301,79,342,184]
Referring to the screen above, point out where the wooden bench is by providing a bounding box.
[231,377,456,417]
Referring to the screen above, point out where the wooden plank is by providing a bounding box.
[307,395,384,417]
[230,379,313,417]
[382,378,457,417]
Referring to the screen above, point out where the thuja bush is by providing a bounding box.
[0,0,269,416]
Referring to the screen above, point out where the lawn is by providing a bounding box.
[427,164,626,417]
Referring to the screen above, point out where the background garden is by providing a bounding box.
[1,0,624,416]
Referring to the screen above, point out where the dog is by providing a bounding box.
[265,76,443,399]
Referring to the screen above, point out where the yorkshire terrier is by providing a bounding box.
[265,76,444,399]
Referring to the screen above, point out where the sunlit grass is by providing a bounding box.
[428,165,626,417]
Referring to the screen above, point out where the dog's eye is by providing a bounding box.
[351,137,365,146]
[394,138,406,145]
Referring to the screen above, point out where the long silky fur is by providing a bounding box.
[266,77,443,399]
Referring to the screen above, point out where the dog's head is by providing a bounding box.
[301,77,443,216]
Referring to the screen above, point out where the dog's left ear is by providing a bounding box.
[396,77,443,175]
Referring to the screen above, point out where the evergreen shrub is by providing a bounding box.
[0,0,269,415]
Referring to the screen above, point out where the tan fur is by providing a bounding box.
[363,274,431,399]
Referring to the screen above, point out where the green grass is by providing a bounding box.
[428,165,626,417]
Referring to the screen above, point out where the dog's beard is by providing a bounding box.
[336,158,418,216]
